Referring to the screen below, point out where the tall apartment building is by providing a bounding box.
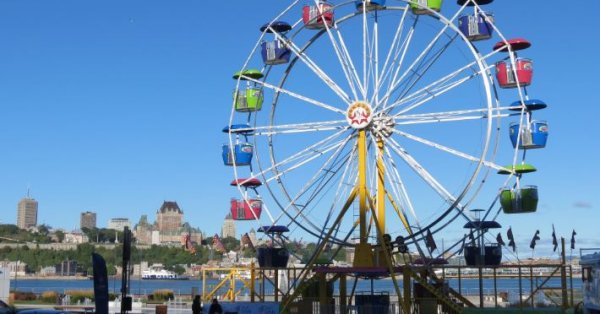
[221,213,236,239]
[17,197,38,229]
[80,211,97,229]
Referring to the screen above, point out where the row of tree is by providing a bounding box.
[0,243,211,276]
[0,224,127,245]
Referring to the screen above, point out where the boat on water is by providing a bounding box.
[141,265,189,280]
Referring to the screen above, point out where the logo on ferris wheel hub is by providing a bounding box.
[346,102,373,129]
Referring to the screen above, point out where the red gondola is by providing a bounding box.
[302,2,334,29]
[495,58,533,88]
[230,178,262,188]
[493,38,531,52]
[230,198,262,220]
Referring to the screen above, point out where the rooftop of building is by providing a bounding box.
[158,201,182,214]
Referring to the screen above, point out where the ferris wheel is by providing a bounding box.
[222,0,548,265]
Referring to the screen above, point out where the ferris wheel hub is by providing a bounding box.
[346,101,373,129]
[371,112,395,139]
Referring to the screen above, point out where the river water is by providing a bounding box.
[11,277,582,298]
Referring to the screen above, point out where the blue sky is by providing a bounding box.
[1,1,598,258]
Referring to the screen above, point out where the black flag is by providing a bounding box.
[552,225,558,252]
[507,227,516,251]
[529,230,540,249]
[425,229,437,252]
[571,230,577,250]
[92,253,109,314]
[496,233,505,246]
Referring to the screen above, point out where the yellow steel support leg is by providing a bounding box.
[368,195,404,313]
[274,269,279,303]
[250,262,255,303]
[403,265,412,314]
[319,273,327,314]
[375,139,389,267]
[376,139,385,238]
[359,130,368,244]
[340,274,347,314]
[354,129,374,267]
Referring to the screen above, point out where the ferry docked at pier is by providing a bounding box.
[141,265,189,280]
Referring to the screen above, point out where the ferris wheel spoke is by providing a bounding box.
[250,120,349,136]
[366,135,420,232]
[384,33,458,112]
[273,140,357,236]
[333,23,366,98]
[362,5,368,98]
[381,145,421,228]
[387,63,495,117]
[320,13,363,101]
[243,76,346,115]
[271,31,352,105]
[249,129,350,187]
[395,107,514,125]
[387,137,468,215]
[274,134,354,221]
[385,48,501,114]
[379,5,467,109]
[375,8,412,106]
[263,132,352,187]
[391,129,505,172]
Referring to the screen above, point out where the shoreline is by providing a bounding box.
[12,275,201,280]
[12,276,90,280]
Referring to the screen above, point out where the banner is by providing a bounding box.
[92,253,109,314]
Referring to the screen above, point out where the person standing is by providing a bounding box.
[208,298,222,314]
[192,295,202,314]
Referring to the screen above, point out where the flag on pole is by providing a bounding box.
[496,232,506,246]
[425,229,437,252]
[571,230,577,250]
[529,230,540,249]
[507,227,516,252]
[551,225,558,252]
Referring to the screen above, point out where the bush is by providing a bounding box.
[151,289,174,302]
[41,291,58,303]
[109,293,118,301]
[12,291,37,301]
[65,289,94,303]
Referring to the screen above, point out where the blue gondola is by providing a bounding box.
[463,220,502,266]
[260,21,292,66]
[257,225,290,268]
[509,99,547,111]
[222,124,254,135]
[509,121,548,149]
[261,40,291,65]
[458,12,494,41]
[222,143,253,166]
[259,21,292,33]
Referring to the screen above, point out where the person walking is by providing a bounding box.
[192,295,202,314]
[208,298,222,314]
